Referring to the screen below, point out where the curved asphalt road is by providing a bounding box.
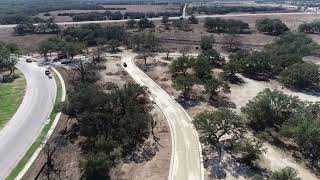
[122,53,203,180]
[0,60,56,179]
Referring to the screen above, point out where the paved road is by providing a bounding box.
[122,53,203,180]
[0,60,56,179]
[182,3,187,18]
[0,12,316,29]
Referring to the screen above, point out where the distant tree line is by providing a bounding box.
[62,24,126,46]
[190,5,286,15]
[204,17,250,34]
[65,10,181,22]
[14,22,59,35]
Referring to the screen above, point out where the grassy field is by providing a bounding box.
[0,70,26,128]
[6,69,63,180]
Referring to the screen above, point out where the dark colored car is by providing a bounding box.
[57,53,67,60]
[61,59,72,64]
[45,70,51,75]
[123,62,127,67]
[26,58,32,63]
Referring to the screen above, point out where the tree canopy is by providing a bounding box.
[279,63,320,89]
[256,18,289,35]
[204,17,250,34]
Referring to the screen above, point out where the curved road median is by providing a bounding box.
[122,53,204,180]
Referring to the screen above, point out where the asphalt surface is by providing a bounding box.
[0,60,56,179]
[122,53,203,180]
[0,12,315,29]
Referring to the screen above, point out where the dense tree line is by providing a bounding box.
[72,12,107,22]
[190,5,286,15]
[14,22,59,35]
[63,24,126,46]
[242,88,320,168]
[39,38,84,60]
[298,21,320,34]
[60,10,181,22]
[256,18,289,35]
[204,17,250,34]
[225,33,320,89]
[123,11,181,19]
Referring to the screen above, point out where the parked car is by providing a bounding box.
[57,53,67,60]
[26,58,32,63]
[48,74,53,79]
[123,62,127,67]
[45,70,51,75]
[61,59,72,64]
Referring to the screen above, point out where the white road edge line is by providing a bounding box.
[122,54,204,180]
[15,67,66,180]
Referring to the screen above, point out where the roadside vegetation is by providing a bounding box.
[0,70,26,127]
[0,42,23,127]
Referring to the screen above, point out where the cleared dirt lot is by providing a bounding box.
[0,28,54,53]
[156,13,320,48]
[102,5,180,13]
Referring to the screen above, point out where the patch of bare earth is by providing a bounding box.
[102,5,180,14]
[0,28,54,53]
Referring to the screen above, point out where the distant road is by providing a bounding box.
[122,52,204,180]
[0,12,316,29]
[0,60,56,179]
[182,3,187,18]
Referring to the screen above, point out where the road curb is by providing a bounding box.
[15,67,66,180]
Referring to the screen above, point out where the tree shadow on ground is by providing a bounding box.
[176,96,201,109]
[208,97,236,109]
[124,141,159,163]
